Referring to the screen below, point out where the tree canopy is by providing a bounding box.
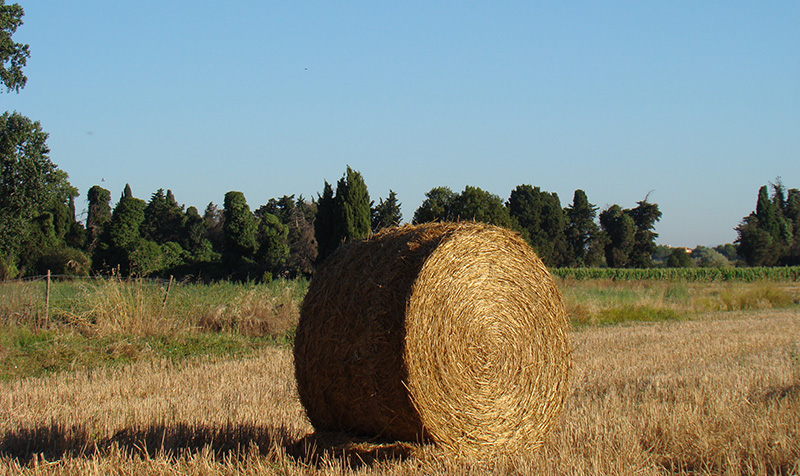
[0,1,29,93]
[736,180,799,266]
[314,166,371,262]
[413,185,517,231]
[507,184,567,267]
[372,190,402,232]
[0,112,77,263]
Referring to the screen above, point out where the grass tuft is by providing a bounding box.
[0,278,305,380]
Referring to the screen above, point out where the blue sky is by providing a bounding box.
[4,1,799,247]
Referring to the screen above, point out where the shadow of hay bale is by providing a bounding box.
[0,423,412,469]
[106,422,292,459]
[287,431,417,469]
[0,422,94,463]
[0,422,293,464]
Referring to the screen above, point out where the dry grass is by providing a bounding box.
[561,279,799,326]
[0,278,302,338]
[1,309,798,475]
[0,279,301,380]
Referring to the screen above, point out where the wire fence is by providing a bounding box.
[1,272,308,335]
[1,272,176,327]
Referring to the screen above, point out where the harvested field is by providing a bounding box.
[1,309,798,475]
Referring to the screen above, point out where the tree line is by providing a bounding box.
[2,2,796,280]
[1,117,795,280]
[735,179,800,266]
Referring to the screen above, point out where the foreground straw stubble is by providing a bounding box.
[294,222,571,457]
[0,310,798,474]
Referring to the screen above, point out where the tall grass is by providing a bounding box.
[0,277,307,336]
[0,278,307,380]
[1,275,797,378]
[560,278,798,327]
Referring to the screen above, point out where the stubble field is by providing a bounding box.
[0,279,799,475]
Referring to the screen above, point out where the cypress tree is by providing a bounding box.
[87,185,112,249]
[108,195,146,251]
[93,189,146,273]
[259,195,318,277]
[626,199,662,268]
[203,202,224,253]
[600,205,635,268]
[564,189,603,267]
[223,191,258,259]
[736,182,795,265]
[257,212,289,277]
[142,188,185,244]
[314,181,337,262]
[336,166,371,242]
[372,190,403,232]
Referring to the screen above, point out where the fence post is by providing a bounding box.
[44,269,51,326]
[162,275,173,308]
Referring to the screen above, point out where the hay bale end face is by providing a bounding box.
[293,222,570,456]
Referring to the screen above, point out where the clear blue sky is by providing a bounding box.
[4,1,799,247]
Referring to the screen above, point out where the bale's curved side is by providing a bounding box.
[293,222,570,455]
[293,224,453,440]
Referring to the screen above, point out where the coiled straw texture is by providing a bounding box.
[294,222,570,457]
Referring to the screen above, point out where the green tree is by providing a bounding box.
[413,185,517,231]
[0,112,77,264]
[372,190,402,232]
[141,188,185,244]
[260,195,317,277]
[62,196,86,249]
[756,185,785,242]
[714,243,739,263]
[336,166,371,242]
[314,167,371,263]
[182,206,208,254]
[18,211,59,273]
[127,239,164,277]
[453,185,517,229]
[108,190,146,250]
[564,189,604,267]
[627,199,662,268]
[599,205,636,268]
[666,248,694,268]
[736,182,794,266]
[314,181,338,262]
[785,188,800,236]
[0,1,29,93]
[87,185,112,249]
[785,188,800,264]
[257,212,290,278]
[223,191,258,259]
[413,186,456,223]
[33,246,91,276]
[692,245,730,268]
[203,202,224,253]
[507,184,567,267]
[93,187,147,273]
[735,215,775,266]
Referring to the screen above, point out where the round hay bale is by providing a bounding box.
[294,222,570,456]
